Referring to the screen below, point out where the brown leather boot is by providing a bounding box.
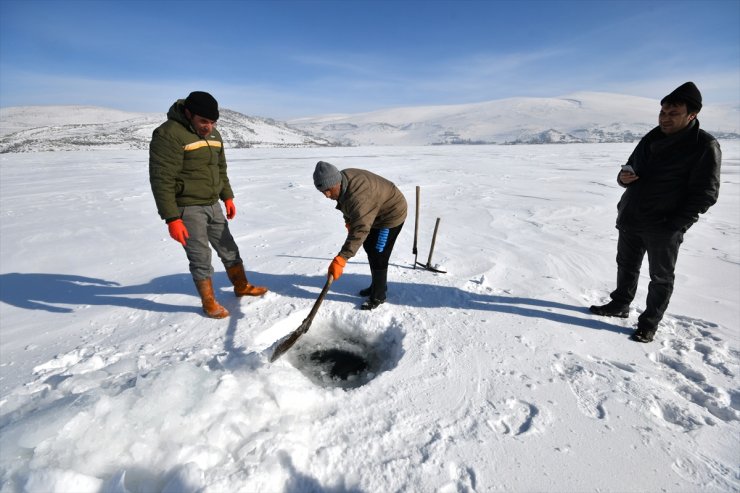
[225,264,268,297]
[193,278,229,318]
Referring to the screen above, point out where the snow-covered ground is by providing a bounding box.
[0,143,738,492]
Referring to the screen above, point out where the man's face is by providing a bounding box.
[659,102,696,135]
[185,109,217,137]
[321,183,341,201]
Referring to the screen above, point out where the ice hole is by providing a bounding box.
[288,320,404,390]
[309,348,368,380]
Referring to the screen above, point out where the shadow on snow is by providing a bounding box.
[0,270,630,338]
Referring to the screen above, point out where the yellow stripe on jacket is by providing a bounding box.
[183,140,223,151]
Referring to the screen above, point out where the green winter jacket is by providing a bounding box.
[149,100,234,221]
[336,168,408,259]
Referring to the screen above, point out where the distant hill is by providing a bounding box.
[2,93,738,152]
[0,106,335,153]
[288,92,740,146]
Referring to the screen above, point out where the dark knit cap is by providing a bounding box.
[313,161,342,191]
[661,82,702,112]
[185,91,219,121]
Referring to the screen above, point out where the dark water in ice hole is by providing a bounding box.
[289,324,404,390]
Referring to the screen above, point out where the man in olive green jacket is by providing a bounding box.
[313,161,407,310]
[149,91,267,319]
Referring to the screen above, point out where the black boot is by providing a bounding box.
[589,301,629,318]
[361,298,385,310]
[361,269,387,310]
[359,286,372,297]
[370,268,387,301]
[630,325,656,343]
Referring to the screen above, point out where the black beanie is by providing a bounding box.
[184,91,219,121]
[661,82,702,112]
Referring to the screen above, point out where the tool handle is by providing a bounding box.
[413,185,420,254]
[427,217,441,266]
[269,275,334,362]
[304,276,333,328]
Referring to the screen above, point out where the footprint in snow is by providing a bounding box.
[649,315,739,424]
[671,451,739,492]
[551,357,609,420]
[486,398,541,437]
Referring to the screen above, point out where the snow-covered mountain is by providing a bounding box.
[2,93,738,152]
[0,106,335,153]
[289,92,740,146]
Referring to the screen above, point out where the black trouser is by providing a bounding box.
[362,223,404,300]
[610,228,684,330]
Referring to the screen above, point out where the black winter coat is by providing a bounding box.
[616,120,721,233]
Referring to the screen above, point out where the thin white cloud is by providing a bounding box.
[0,69,280,116]
[2,54,738,121]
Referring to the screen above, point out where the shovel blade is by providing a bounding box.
[269,276,333,363]
[269,319,310,363]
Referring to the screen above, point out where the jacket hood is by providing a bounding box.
[166,100,191,128]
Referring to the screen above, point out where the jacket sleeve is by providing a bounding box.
[217,138,234,201]
[668,139,721,232]
[617,139,645,188]
[338,197,378,260]
[149,129,184,221]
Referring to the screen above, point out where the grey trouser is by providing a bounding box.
[179,204,242,281]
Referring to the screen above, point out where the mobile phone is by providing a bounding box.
[621,165,635,174]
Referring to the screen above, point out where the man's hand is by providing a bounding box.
[328,255,346,280]
[224,198,236,220]
[168,219,189,246]
[619,171,639,185]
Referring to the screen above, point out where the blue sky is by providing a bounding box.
[1,0,738,119]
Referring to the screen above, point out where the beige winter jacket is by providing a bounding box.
[335,168,407,259]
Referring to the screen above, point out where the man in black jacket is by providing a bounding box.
[589,82,721,343]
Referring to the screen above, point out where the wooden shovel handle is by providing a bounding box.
[413,185,420,255]
[269,275,334,362]
[303,276,333,330]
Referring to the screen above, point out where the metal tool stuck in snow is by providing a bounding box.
[412,186,446,273]
[415,217,446,274]
[269,276,333,363]
[412,186,420,267]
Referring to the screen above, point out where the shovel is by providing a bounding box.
[269,275,334,363]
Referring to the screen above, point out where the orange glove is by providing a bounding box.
[224,198,236,220]
[168,219,189,246]
[328,255,346,280]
